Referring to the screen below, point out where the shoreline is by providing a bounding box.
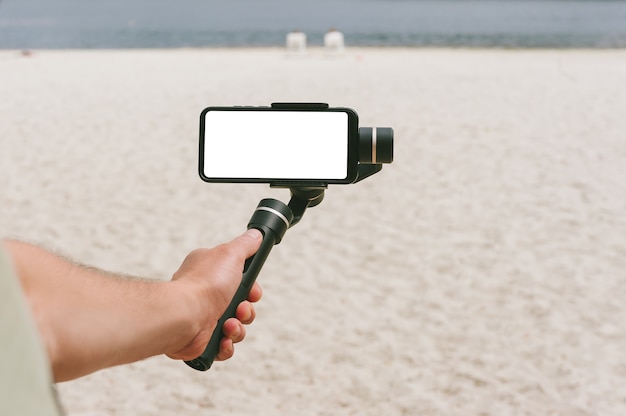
[3,45,626,53]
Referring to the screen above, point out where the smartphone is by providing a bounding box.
[199,105,360,185]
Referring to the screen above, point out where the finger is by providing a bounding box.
[216,338,234,361]
[228,229,263,260]
[247,282,263,303]
[222,317,246,343]
[235,301,256,325]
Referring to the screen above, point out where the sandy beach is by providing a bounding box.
[1,47,625,415]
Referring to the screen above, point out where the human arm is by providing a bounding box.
[3,229,263,382]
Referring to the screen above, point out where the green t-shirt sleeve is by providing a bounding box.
[0,245,64,416]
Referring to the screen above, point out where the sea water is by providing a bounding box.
[0,0,625,49]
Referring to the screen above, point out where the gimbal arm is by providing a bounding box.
[184,187,322,371]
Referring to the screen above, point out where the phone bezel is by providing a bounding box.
[198,106,360,185]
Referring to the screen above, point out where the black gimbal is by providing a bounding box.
[185,103,393,371]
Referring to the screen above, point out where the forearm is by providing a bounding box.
[4,240,196,382]
[3,230,262,382]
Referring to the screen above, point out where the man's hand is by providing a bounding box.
[166,229,263,361]
[4,229,263,382]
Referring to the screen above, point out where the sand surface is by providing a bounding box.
[1,47,625,415]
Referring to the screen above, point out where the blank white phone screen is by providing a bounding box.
[202,111,348,179]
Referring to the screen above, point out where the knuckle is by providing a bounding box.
[219,243,241,259]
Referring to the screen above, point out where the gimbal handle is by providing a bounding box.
[184,198,293,371]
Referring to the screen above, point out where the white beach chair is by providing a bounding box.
[286,31,307,55]
[324,29,345,54]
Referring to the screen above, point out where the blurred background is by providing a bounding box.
[1,0,625,49]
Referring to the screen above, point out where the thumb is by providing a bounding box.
[228,229,263,260]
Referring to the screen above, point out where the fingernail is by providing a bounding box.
[246,229,262,240]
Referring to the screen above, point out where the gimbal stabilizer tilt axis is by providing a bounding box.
[185,103,393,371]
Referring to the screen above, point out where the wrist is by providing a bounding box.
[150,279,202,357]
